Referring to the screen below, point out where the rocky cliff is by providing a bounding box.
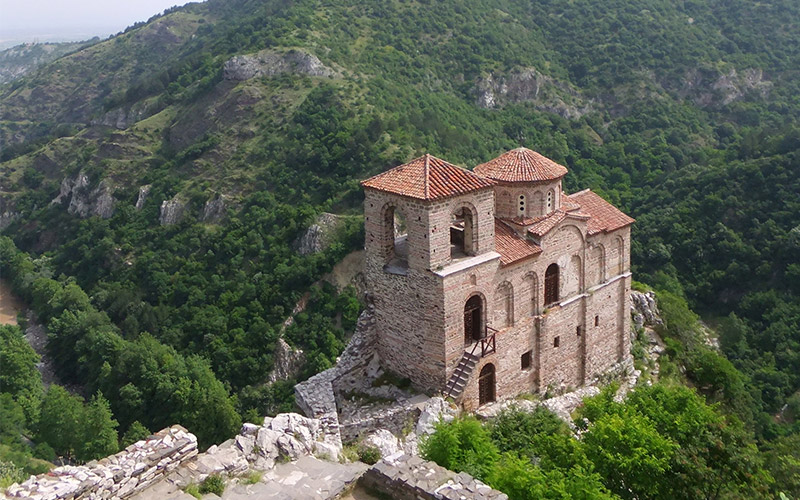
[223,49,337,81]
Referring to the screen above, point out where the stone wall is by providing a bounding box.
[2,426,197,500]
[359,454,507,500]
[294,303,379,449]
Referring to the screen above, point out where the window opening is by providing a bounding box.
[546,190,553,212]
[544,264,559,305]
[518,194,526,217]
[521,351,532,370]
[554,336,560,348]
[450,207,475,259]
[384,207,408,273]
[594,315,599,327]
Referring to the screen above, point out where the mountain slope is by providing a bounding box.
[0,0,799,472]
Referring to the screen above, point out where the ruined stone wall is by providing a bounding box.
[2,426,197,500]
[360,454,508,500]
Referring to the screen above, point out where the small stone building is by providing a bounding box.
[361,148,634,410]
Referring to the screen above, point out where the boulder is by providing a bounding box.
[416,397,455,436]
[363,429,401,458]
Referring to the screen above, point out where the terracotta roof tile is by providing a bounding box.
[567,189,635,235]
[474,147,568,183]
[527,211,567,238]
[361,154,494,201]
[495,219,542,266]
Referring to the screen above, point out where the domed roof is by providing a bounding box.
[474,147,568,183]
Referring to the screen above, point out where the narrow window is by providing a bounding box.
[544,264,559,305]
[553,336,560,348]
[594,315,599,327]
[576,326,582,337]
[521,351,532,370]
[546,190,553,212]
[518,194,526,217]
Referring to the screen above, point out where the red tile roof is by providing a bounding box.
[474,147,568,183]
[527,211,568,238]
[361,154,494,201]
[495,219,542,266]
[567,190,635,235]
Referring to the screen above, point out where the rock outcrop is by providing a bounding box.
[267,338,305,384]
[159,197,186,226]
[475,67,592,119]
[223,49,337,81]
[630,290,662,332]
[90,101,154,130]
[679,67,772,107]
[294,212,342,255]
[134,185,151,211]
[50,173,116,219]
[200,194,228,224]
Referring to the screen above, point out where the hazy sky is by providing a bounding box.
[0,0,201,47]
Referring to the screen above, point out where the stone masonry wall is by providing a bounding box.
[360,454,508,500]
[493,180,561,219]
[2,426,197,500]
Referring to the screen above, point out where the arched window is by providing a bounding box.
[383,206,408,272]
[591,244,606,285]
[518,194,526,217]
[478,364,496,405]
[525,272,539,316]
[495,282,514,328]
[464,295,483,344]
[450,207,476,258]
[616,237,625,274]
[546,190,554,212]
[544,263,559,305]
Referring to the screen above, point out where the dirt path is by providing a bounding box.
[0,278,24,325]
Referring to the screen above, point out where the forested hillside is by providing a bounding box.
[1,0,799,496]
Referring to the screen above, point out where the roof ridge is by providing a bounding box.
[423,153,431,199]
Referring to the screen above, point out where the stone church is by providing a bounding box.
[361,148,634,410]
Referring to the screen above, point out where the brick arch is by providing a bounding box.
[379,202,409,266]
[590,243,606,285]
[615,235,625,274]
[569,254,583,296]
[449,200,480,256]
[463,291,488,344]
[523,271,540,316]
[494,281,514,328]
[478,363,496,405]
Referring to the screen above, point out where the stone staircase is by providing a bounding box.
[444,351,480,399]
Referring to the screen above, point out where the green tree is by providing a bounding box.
[121,421,152,448]
[582,412,676,500]
[0,325,43,421]
[37,386,83,460]
[78,393,119,462]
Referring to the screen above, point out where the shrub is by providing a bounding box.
[199,474,225,496]
[357,444,381,465]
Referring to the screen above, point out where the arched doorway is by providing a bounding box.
[478,364,496,405]
[464,295,483,344]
